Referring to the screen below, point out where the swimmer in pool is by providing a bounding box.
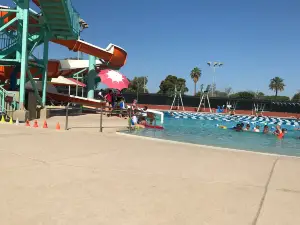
[274,125,286,139]
[233,123,243,132]
[263,125,269,134]
[253,125,260,132]
[282,128,287,135]
[240,123,245,130]
[244,124,251,131]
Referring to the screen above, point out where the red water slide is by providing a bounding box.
[0,8,127,79]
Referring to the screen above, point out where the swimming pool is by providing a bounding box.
[124,112,300,157]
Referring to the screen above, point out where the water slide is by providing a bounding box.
[0,7,127,79]
[0,3,127,107]
[51,40,126,68]
[0,59,114,80]
[25,81,106,108]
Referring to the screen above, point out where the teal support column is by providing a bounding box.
[87,55,96,99]
[18,0,29,109]
[42,34,49,106]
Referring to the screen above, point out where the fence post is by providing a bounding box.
[65,102,70,130]
[99,105,103,132]
[129,107,132,131]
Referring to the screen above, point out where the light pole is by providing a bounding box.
[75,19,88,96]
[144,76,148,93]
[207,61,223,97]
[78,19,89,60]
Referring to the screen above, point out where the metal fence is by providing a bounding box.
[119,93,300,113]
[56,87,300,113]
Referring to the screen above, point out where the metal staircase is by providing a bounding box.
[0,31,43,60]
[0,0,83,110]
[0,32,18,60]
[37,0,80,40]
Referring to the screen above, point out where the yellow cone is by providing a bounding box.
[9,117,13,124]
[0,115,5,123]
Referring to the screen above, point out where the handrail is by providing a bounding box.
[31,0,80,38]
[0,86,17,115]
[0,31,17,52]
[64,0,80,37]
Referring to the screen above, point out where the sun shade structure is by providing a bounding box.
[51,76,86,95]
[98,69,130,90]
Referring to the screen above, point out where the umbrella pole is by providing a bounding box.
[75,80,78,96]
[65,102,70,130]
[129,108,132,131]
[99,105,103,132]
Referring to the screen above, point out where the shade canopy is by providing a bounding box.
[97,69,129,90]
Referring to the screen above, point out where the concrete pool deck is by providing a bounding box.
[0,114,300,225]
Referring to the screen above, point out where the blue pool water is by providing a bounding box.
[124,112,300,157]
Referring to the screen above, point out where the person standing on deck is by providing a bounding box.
[104,90,113,112]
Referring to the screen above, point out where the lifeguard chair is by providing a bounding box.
[226,100,238,115]
[253,102,265,116]
[170,85,185,111]
[197,85,212,113]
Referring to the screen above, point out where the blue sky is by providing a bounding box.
[7,0,299,96]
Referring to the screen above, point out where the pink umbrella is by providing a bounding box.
[98,69,130,90]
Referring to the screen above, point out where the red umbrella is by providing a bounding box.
[98,69,130,90]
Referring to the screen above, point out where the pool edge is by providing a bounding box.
[116,131,300,159]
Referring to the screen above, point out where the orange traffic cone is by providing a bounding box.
[56,122,60,130]
[43,120,48,128]
[33,120,38,128]
[25,119,30,127]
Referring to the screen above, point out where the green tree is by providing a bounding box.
[214,90,227,97]
[195,84,205,96]
[264,96,290,101]
[255,91,265,99]
[269,77,285,98]
[224,87,232,97]
[124,76,148,93]
[190,67,201,96]
[158,75,188,95]
[230,91,255,99]
[292,92,300,102]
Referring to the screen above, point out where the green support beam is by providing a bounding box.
[0,17,17,32]
[87,55,96,99]
[72,68,87,79]
[0,0,83,112]
[18,0,29,110]
[27,69,42,105]
[71,68,87,96]
[0,9,18,13]
[42,33,49,106]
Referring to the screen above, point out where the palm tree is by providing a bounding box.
[190,67,201,95]
[269,77,285,98]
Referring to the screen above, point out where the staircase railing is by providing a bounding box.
[64,0,80,37]
[0,31,17,52]
[0,85,17,115]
